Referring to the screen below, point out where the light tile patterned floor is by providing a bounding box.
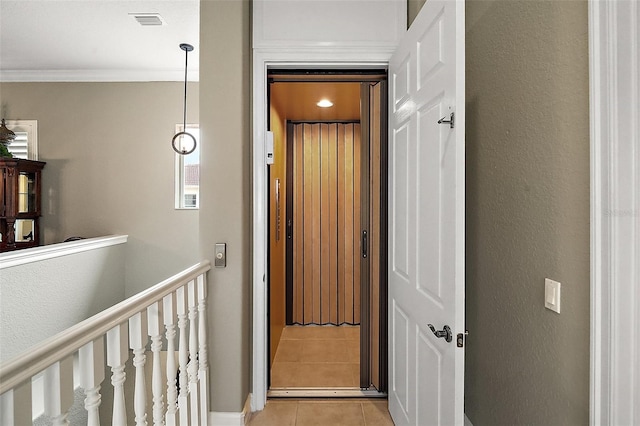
[271,325,360,388]
[247,399,395,426]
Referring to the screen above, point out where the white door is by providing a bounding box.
[388,0,465,424]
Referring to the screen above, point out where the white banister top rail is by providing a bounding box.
[0,260,211,394]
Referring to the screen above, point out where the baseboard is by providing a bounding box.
[209,411,244,426]
[209,394,252,426]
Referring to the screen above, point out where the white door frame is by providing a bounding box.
[251,0,639,418]
[589,0,639,424]
[251,49,394,411]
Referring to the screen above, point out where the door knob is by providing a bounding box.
[427,324,452,343]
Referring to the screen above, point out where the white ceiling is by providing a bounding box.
[0,0,199,82]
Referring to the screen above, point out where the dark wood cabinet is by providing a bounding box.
[1,158,46,252]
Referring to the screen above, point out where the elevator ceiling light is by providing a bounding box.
[316,99,333,108]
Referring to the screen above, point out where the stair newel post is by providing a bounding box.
[129,311,149,426]
[0,380,32,426]
[43,357,74,425]
[196,273,209,422]
[79,337,105,426]
[147,301,166,426]
[187,279,200,425]
[163,292,178,426]
[176,285,190,425]
[106,323,129,426]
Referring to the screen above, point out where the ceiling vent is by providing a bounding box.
[130,13,165,26]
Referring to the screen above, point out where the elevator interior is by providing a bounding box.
[267,70,388,394]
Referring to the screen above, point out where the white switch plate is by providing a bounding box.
[545,278,561,313]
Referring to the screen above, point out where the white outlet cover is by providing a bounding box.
[545,278,561,313]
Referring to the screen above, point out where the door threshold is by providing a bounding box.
[268,388,387,398]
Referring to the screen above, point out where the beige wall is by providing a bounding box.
[199,0,252,413]
[0,82,200,296]
[407,0,426,27]
[465,0,590,424]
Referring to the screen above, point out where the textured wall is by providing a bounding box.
[465,0,590,424]
[0,82,200,296]
[199,0,252,413]
[0,242,126,361]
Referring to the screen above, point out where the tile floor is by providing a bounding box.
[247,398,395,426]
[271,325,360,388]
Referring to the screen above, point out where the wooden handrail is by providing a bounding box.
[0,260,211,394]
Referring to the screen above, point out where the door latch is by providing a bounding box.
[287,219,293,240]
[427,324,452,343]
[456,330,469,348]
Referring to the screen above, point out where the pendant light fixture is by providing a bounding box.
[172,43,196,155]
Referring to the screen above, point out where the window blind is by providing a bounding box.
[8,132,29,159]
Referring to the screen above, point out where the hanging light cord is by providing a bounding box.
[182,46,188,130]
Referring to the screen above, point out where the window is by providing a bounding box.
[174,124,200,209]
[5,120,38,160]
[184,194,197,208]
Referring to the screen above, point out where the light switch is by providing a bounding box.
[545,278,561,313]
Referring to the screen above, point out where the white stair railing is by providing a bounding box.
[0,261,211,426]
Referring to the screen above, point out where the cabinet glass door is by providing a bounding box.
[15,219,35,242]
[18,171,36,213]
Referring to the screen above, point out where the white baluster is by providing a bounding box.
[176,285,189,426]
[187,279,200,425]
[197,273,209,422]
[148,301,165,426]
[0,380,32,426]
[79,337,105,426]
[163,292,178,426]
[129,311,149,426]
[43,356,74,425]
[107,323,129,426]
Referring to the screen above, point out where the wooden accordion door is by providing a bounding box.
[286,121,362,326]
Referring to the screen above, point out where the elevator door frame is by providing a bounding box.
[253,60,392,409]
[267,72,388,395]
